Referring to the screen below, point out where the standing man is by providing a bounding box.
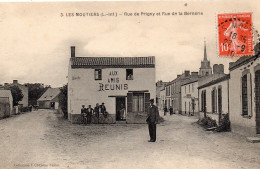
[164,106,167,116]
[100,102,107,117]
[86,105,93,124]
[146,99,159,142]
[94,103,100,123]
[169,106,173,115]
[81,105,87,124]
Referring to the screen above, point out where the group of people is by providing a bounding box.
[80,99,160,143]
[164,106,174,116]
[81,102,107,124]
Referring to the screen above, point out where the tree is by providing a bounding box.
[26,83,50,105]
[4,85,23,106]
[59,84,68,119]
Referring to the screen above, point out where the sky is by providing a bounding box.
[0,0,259,87]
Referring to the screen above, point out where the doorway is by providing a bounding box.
[255,70,260,134]
[116,97,126,121]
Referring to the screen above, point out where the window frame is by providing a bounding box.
[94,69,102,80]
[132,93,145,113]
[126,69,134,80]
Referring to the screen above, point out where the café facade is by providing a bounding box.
[67,47,156,124]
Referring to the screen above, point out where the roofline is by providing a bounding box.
[198,74,230,89]
[181,80,198,86]
[71,65,155,69]
[229,54,259,71]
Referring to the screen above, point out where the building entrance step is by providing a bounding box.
[116,121,127,124]
[246,137,260,143]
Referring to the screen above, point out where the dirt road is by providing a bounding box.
[0,109,260,169]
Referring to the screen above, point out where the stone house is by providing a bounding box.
[0,90,13,118]
[2,80,28,107]
[37,88,61,109]
[67,46,156,124]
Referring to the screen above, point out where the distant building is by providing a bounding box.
[229,54,260,136]
[156,80,168,107]
[181,77,199,116]
[37,88,61,109]
[169,71,199,114]
[0,90,13,118]
[68,46,156,124]
[159,88,166,110]
[2,80,28,107]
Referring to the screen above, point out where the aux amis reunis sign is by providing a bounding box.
[98,71,128,91]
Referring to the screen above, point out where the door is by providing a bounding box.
[116,97,126,121]
[255,70,260,134]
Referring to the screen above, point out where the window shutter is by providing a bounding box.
[144,93,150,113]
[249,73,252,117]
[127,93,133,113]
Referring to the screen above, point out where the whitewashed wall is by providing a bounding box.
[68,64,156,121]
[229,57,260,136]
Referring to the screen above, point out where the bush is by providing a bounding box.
[199,116,217,128]
[216,113,231,132]
[20,107,30,112]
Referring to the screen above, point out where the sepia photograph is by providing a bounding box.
[0,0,260,168]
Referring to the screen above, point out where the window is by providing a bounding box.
[126,69,133,80]
[94,69,102,80]
[242,74,248,115]
[132,93,144,112]
[189,85,190,93]
[171,84,174,95]
[218,86,222,114]
[211,88,216,113]
[201,90,207,112]
[166,86,170,96]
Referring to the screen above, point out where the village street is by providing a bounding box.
[0,110,260,169]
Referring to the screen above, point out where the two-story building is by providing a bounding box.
[181,77,199,116]
[159,88,166,110]
[67,46,156,124]
[156,80,168,109]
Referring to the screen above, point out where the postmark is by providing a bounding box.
[217,12,254,57]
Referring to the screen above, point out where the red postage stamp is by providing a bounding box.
[217,12,254,57]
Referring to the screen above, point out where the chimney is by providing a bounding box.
[213,64,224,74]
[13,80,18,84]
[71,46,75,58]
[184,70,190,77]
[191,72,199,77]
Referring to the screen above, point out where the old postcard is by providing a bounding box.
[0,0,260,169]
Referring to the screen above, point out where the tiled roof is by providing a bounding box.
[198,74,230,89]
[38,88,61,101]
[0,90,12,98]
[70,56,155,68]
[229,54,259,71]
